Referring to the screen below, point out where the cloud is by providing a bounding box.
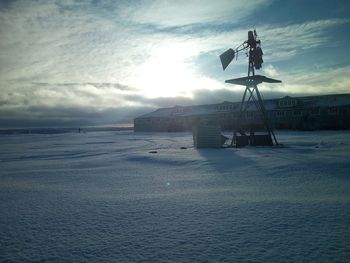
[119,0,272,28]
[0,105,152,128]
[33,82,136,91]
[0,0,157,84]
[277,65,350,94]
[262,64,279,77]
[259,18,350,61]
[2,81,147,112]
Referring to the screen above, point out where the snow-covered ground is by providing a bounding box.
[1,130,349,262]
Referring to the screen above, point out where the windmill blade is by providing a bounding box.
[219,48,235,70]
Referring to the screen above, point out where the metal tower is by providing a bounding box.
[220,29,281,147]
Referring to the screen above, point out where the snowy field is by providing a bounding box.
[1,130,349,262]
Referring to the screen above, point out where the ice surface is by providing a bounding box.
[1,131,350,262]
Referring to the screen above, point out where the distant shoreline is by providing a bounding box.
[0,126,134,135]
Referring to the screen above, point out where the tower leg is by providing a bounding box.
[254,87,278,145]
[231,87,248,146]
[233,85,278,147]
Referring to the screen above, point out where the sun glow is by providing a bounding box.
[131,42,208,98]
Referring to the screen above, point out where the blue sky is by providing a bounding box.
[0,0,349,127]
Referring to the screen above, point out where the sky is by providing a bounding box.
[0,0,349,128]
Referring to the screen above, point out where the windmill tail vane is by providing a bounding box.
[220,30,263,72]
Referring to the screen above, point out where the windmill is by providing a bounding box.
[220,29,281,147]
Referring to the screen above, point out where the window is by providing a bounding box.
[310,108,320,116]
[277,111,285,117]
[217,105,233,111]
[173,107,184,115]
[293,110,302,116]
[246,112,253,119]
[220,113,231,120]
[279,98,297,108]
[327,107,338,115]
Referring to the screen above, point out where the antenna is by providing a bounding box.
[219,29,281,147]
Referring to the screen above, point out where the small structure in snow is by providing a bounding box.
[235,132,273,147]
[193,123,228,148]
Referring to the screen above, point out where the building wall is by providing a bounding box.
[269,106,350,130]
[134,95,350,132]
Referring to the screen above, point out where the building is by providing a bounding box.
[134,94,350,132]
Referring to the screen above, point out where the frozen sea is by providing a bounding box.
[1,130,349,262]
